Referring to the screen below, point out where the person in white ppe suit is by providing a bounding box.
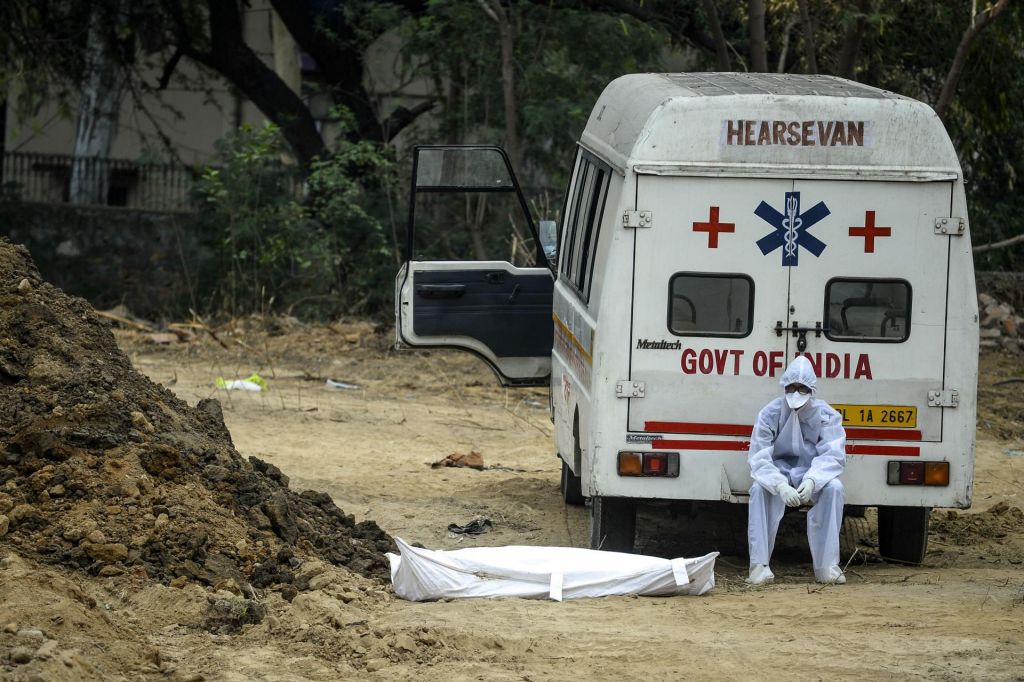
[746,356,847,585]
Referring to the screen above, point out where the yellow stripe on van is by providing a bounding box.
[552,313,593,365]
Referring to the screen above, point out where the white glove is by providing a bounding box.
[776,483,802,508]
[796,478,816,505]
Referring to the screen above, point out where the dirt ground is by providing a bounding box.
[3,316,1024,681]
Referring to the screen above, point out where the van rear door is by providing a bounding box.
[627,175,791,442]
[784,179,954,447]
[395,146,554,386]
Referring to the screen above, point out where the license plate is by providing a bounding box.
[832,404,917,428]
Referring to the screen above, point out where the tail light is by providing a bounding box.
[618,451,679,477]
[887,461,949,486]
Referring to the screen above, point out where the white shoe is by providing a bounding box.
[745,564,775,585]
[815,565,847,584]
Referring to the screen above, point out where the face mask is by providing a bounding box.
[786,392,811,410]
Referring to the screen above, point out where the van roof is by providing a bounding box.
[581,73,960,180]
[655,73,897,99]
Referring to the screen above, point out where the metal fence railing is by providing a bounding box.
[0,151,201,211]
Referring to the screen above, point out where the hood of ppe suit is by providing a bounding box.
[779,356,818,393]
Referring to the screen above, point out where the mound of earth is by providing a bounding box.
[0,240,394,605]
[930,501,1024,564]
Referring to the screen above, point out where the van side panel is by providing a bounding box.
[551,165,625,486]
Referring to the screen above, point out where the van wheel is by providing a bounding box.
[877,506,931,565]
[560,459,585,505]
[589,496,636,553]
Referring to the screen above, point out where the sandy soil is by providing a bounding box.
[3,320,1023,681]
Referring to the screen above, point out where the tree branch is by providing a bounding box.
[974,231,1024,254]
[700,0,731,70]
[935,0,1010,121]
[476,0,501,23]
[749,0,768,72]
[776,16,798,73]
[380,98,437,140]
[156,48,182,90]
[182,0,326,167]
[797,0,818,74]
[582,0,719,53]
[836,0,870,80]
[267,0,430,143]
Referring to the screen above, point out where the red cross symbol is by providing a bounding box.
[849,210,891,253]
[693,206,735,248]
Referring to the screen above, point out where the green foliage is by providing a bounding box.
[401,1,667,189]
[193,116,395,318]
[847,1,1024,268]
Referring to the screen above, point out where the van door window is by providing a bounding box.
[825,278,911,342]
[560,152,610,301]
[668,273,754,337]
[411,147,540,267]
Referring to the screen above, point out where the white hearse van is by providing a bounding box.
[396,73,978,565]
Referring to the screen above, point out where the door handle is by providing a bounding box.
[485,271,506,285]
[775,321,822,351]
[416,283,466,299]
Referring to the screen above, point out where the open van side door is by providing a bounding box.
[395,146,554,386]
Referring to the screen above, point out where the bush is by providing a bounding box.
[193,114,395,319]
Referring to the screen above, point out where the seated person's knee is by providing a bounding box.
[822,478,844,496]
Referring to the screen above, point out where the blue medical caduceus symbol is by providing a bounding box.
[755,192,830,266]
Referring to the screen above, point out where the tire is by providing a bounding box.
[844,505,867,518]
[560,458,585,506]
[589,496,636,553]
[840,515,873,562]
[877,506,931,565]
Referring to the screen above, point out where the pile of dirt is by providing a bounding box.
[976,352,1024,442]
[930,501,1024,564]
[0,240,394,607]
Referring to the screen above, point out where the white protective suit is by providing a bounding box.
[748,356,847,582]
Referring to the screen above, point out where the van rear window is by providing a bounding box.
[668,274,753,337]
[825,278,911,342]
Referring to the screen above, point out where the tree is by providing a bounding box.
[796,0,818,74]
[477,0,521,171]
[749,0,768,71]
[700,0,733,70]
[69,1,126,204]
[1,0,433,169]
[934,0,1010,121]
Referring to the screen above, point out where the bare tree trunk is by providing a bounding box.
[935,0,1009,121]
[836,0,870,79]
[748,0,768,72]
[70,2,124,205]
[700,0,731,70]
[478,0,521,172]
[797,0,818,74]
[776,16,798,73]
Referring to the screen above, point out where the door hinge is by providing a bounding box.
[622,210,653,228]
[933,217,965,236]
[616,380,646,398]
[927,389,959,407]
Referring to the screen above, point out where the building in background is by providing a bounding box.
[0,0,428,211]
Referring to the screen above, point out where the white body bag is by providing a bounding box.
[388,538,718,602]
